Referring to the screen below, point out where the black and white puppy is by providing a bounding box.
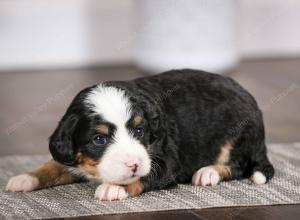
[6,69,274,201]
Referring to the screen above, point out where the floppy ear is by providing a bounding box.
[49,113,80,166]
[141,99,165,145]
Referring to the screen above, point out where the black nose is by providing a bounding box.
[128,164,138,173]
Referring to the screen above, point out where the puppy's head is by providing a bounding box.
[49,84,161,185]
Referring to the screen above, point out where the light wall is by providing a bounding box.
[0,0,134,70]
[0,0,299,70]
[240,0,300,57]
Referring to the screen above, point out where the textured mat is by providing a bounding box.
[0,143,300,219]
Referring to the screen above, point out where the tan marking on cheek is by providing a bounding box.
[214,141,234,165]
[133,116,142,126]
[126,180,144,197]
[78,157,101,177]
[214,165,231,180]
[79,165,100,177]
[96,124,109,135]
[82,157,100,166]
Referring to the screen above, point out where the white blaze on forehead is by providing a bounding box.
[85,85,132,124]
[84,85,151,184]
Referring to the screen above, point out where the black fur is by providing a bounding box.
[49,69,274,192]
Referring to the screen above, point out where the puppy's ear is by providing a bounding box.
[142,100,165,144]
[49,113,80,166]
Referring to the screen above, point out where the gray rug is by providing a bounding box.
[0,143,300,219]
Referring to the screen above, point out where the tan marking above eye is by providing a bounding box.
[96,124,109,135]
[133,116,142,126]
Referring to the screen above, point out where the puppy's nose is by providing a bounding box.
[125,162,139,173]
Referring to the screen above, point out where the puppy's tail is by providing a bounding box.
[251,149,275,184]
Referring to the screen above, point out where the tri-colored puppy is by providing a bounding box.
[6,69,274,201]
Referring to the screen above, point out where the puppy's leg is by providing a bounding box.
[192,165,231,186]
[6,160,75,192]
[94,180,144,201]
[126,180,144,197]
[192,140,245,186]
[251,154,274,185]
[94,183,129,201]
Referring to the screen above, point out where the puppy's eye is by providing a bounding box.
[93,135,107,146]
[134,127,144,137]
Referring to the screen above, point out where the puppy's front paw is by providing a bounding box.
[6,174,39,192]
[192,166,220,186]
[95,183,128,201]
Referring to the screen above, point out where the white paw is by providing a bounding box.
[6,174,39,192]
[95,183,128,201]
[251,171,266,185]
[192,166,220,186]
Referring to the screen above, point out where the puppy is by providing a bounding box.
[6,69,274,201]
